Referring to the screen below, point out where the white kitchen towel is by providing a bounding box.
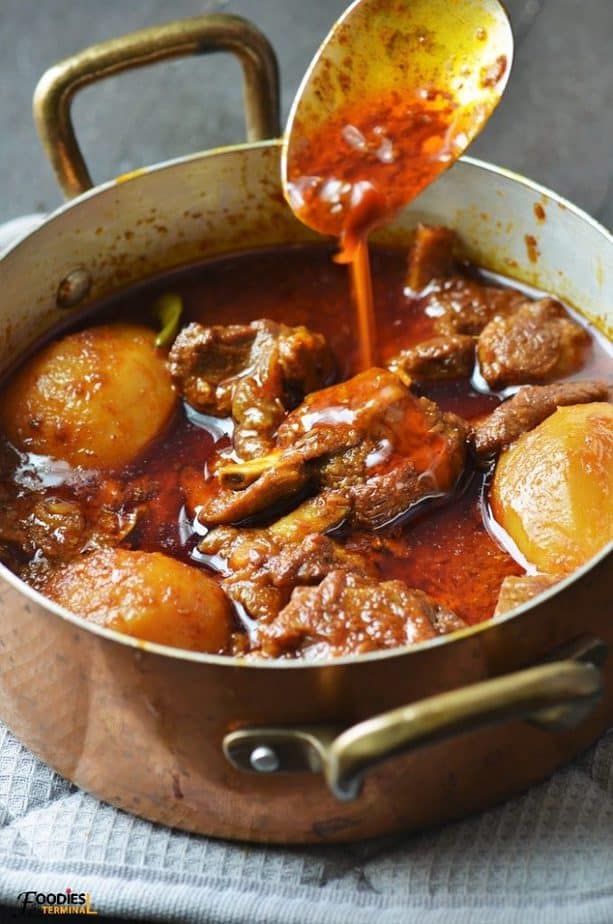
[1,720,613,923]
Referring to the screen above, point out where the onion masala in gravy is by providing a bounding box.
[0,224,611,659]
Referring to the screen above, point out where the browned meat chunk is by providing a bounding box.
[405,224,526,335]
[197,368,467,529]
[401,225,526,344]
[425,278,526,336]
[168,320,334,459]
[281,370,467,528]
[199,493,373,621]
[0,460,144,578]
[477,299,590,389]
[226,535,376,622]
[388,334,475,381]
[406,224,459,291]
[471,380,611,458]
[408,229,583,356]
[254,571,466,659]
[169,322,253,413]
[199,492,350,567]
[0,494,85,571]
[185,459,308,526]
[493,573,562,617]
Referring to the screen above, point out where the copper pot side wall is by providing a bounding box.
[0,549,610,843]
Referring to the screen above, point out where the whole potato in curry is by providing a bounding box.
[42,548,233,654]
[491,402,613,574]
[1,323,176,468]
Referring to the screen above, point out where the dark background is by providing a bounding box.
[0,0,611,228]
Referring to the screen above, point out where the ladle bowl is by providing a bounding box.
[283,0,514,241]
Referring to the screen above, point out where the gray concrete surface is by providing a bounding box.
[0,0,611,228]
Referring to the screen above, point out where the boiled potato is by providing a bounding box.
[491,402,613,574]
[42,548,233,654]
[1,323,176,468]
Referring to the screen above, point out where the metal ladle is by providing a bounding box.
[281,0,513,367]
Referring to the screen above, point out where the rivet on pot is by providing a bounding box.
[249,745,280,773]
[56,267,92,308]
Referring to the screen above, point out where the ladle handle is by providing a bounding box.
[224,635,606,801]
[33,14,280,199]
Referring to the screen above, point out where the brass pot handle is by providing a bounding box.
[224,635,605,801]
[33,14,280,199]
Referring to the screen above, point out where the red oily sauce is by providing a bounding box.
[286,90,461,249]
[3,243,610,634]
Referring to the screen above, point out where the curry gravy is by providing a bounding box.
[2,243,610,634]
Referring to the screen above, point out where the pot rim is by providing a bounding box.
[1,541,611,669]
[0,141,611,670]
[1,142,612,261]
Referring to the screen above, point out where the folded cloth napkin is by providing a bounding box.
[1,720,613,924]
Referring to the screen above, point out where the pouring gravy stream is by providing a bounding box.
[282,0,514,368]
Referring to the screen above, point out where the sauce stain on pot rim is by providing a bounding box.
[0,143,610,325]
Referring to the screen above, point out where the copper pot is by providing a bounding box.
[0,15,611,844]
